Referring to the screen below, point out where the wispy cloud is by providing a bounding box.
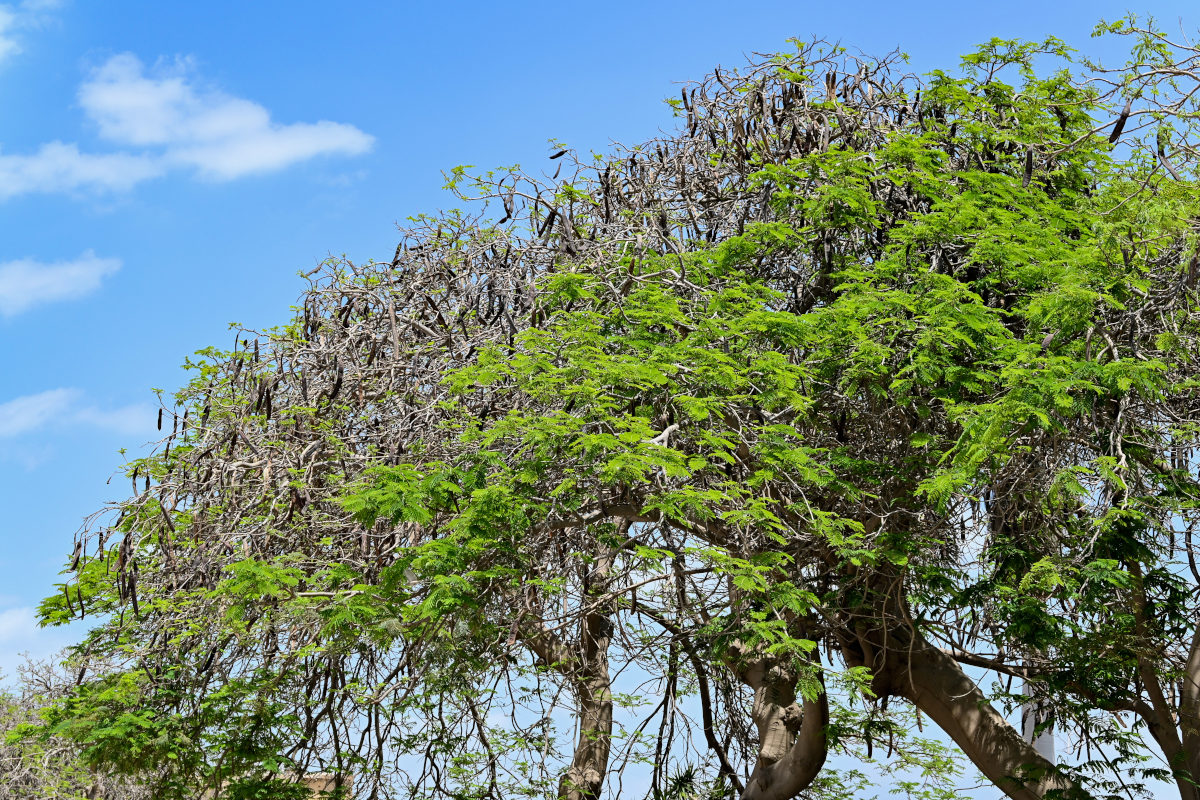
[79,53,375,180]
[0,142,162,200]
[0,388,152,438]
[0,388,74,437]
[0,250,120,315]
[0,0,63,69]
[0,8,21,65]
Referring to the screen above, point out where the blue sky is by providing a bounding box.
[0,0,1193,791]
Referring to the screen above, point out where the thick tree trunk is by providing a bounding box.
[556,545,617,800]
[892,641,1073,800]
[556,617,613,800]
[558,678,613,800]
[517,543,616,800]
[736,654,828,800]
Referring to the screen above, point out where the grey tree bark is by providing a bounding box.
[896,643,1072,800]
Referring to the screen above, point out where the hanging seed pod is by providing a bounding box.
[200,645,217,674]
[329,366,343,402]
[1109,96,1133,143]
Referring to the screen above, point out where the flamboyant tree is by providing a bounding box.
[25,18,1200,800]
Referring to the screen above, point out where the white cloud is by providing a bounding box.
[0,388,152,438]
[0,388,75,437]
[79,53,375,180]
[0,8,20,66]
[0,52,373,199]
[0,141,163,199]
[0,250,120,315]
[0,0,62,69]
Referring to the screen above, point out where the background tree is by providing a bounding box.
[0,655,153,800]
[24,18,1200,800]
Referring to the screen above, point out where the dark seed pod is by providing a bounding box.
[200,645,217,674]
[329,366,343,402]
[1109,97,1133,144]
[157,408,163,430]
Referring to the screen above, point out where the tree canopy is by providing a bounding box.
[24,18,1200,800]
